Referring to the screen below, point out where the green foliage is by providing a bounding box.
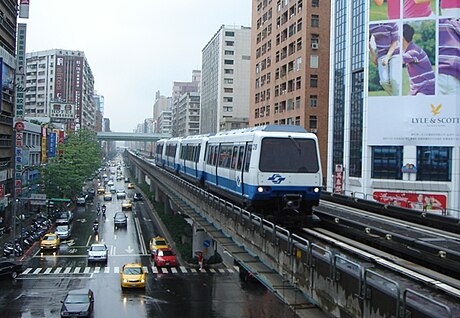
[368,62,383,92]
[41,129,101,198]
[411,21,436,65]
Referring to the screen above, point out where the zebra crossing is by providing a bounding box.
[20,265,239,276]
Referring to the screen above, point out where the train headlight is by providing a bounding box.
[257,187,264,193]
[313,187,320,193]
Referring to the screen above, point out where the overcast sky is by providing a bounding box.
[21,0,251,132]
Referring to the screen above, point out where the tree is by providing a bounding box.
[41,129,101,199]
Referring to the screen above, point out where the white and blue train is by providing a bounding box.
[155,125,322,224]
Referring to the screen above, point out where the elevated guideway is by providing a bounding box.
[96,131,171,142]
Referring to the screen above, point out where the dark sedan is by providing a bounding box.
[114,212,128,229]
[133,192,143,201]
[60,288,94,318]
[0,261,22,279]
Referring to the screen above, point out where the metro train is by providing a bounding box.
[154,125,322,225]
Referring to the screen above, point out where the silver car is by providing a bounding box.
[87,243,108,264]
[55,224,71,240]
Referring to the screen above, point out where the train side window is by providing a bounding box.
[231,146,238,169]
[244,143,253,172]
[237,146,245,171]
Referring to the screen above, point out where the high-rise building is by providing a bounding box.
[171,70,201,136]
[0,0,18,218]
[157,110,173,135]
[93,93,104,132]
[176,92,200,136]
[201,25,251,134]
[153,91,172,134]
[25,49,96,131]
[250,0,330,178]
[328,1,459,214]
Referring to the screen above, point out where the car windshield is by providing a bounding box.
[44,236,56,241]
[124,267,142,275]
[91,245,106,251]
[155,240,166,246]
[56,226,68,231]
[259,137,319,173]
[159,250,173,256]
[65,294,89,304]
[115,214,125,220]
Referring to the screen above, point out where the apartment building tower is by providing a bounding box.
[25,49,96,131]
[201,25,251,134]
[250,0,330,177]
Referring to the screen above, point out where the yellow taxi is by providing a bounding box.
[97,186,105,194]
[149,236,168,256]
[120,263,146,289]
[121,199,133,210]
[40,233,60,250]
[127,183,135,189]
[103,192,112,201]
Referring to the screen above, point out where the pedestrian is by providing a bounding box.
[402,24,436,96]
[197,252,204,270]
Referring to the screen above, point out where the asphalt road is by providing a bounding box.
[0,171,299,318]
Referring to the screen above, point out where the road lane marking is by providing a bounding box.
[227,268,234,273]
[23,268,32,274]
[180,266,187,273]
[104,267,110,273]
[32,268,42,274]
[209,268,216,273]
[84,267,91,274]
[134,216,147,254]
[142,266,148,273]
[171,267,178,274]
[233,266,240,272]
[86,235,91,247]
[113,246,116,255]
[94,267,100,274]
[64,267,71,274]
[44,268,52,274]
[114,266,119,273]
[190,268,197,273]
[74,267,81,274]
[54,267,62,274]
[217,268,225,273]
[151,266,158,274]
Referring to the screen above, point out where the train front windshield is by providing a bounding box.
[259,137,319,173]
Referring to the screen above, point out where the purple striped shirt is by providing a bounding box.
[369,23,400,59]
[439,19,460,79]
[403,42,435,95]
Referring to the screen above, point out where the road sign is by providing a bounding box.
[203,240,211,248]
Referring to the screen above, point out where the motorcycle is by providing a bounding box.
[102,205,106,216]
[3,242,14,257]
[93,222,99,234]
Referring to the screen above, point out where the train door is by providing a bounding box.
[240,142,253,197]
[228,145,239,193]
[234,144,246,196]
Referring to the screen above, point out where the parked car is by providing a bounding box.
[114,212,128,228]
[133,193,143,201]
[153,248,177,267]
[127,183,135,189]
[120,263,146,289]
[40,233,60,250]
[60,289,94,318]
[116,190,126,199]
[87,243,108,264]
[55,224,71,240]
[0,261,22,279]
[110,185,117,193]
[149,236,168,256]
[76,195,87,205]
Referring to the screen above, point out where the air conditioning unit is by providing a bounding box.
[311,43,319,50]
[310,129,318,133]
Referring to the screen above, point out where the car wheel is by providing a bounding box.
[11,271,18,279]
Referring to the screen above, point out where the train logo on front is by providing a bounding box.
[268,174,286,184]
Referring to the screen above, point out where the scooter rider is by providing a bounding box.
[93,220,99,234]
[101,204,106,215]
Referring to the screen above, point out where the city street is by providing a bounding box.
[0,175,298,318]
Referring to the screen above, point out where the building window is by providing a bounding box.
[311,14,319,27]
[312,0,319,8]
[295,116,301,125]
[225,31,235,36]
[310,55,319,68]
[224,69,234,74]
[310,95,318,107]
[224,50,234,55]
[224,78,233,84]
[416,147,452,181]
[371,146,403,179]
[223,97,233,103]
[224,87,233,93]
[224,59,234,65]
[309,116,317,130]
[310,74,318,87]
[225,41,234,46]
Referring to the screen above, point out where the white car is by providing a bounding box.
[55,224,71,240]
[87,243,108,264]
[107,180,114,187]
[116,190,126,199]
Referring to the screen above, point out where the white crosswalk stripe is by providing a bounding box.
[19,265,236,276]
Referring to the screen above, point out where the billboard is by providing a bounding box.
[373,191,447,212]
[50,102,75,119]
[367,1,460,146]
[55,56,66,101]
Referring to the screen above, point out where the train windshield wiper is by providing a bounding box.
[289,136,301,154]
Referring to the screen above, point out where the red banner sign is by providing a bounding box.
[373,191,447,212]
